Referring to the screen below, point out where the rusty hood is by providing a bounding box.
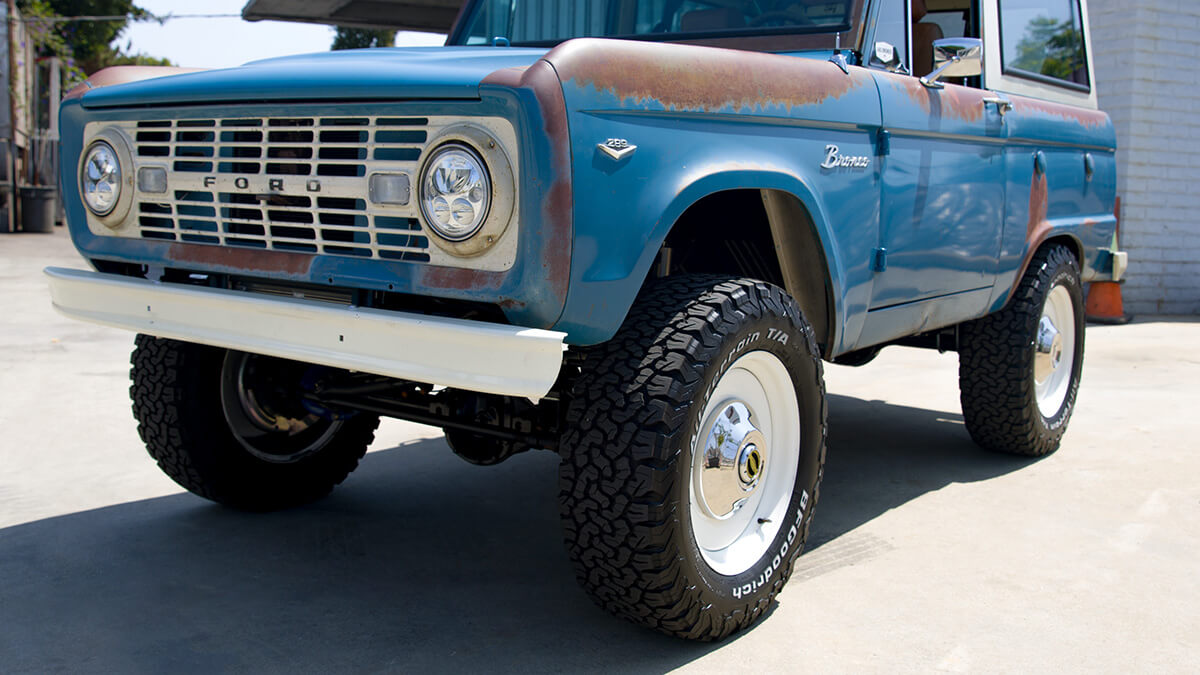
[77,46,550,109]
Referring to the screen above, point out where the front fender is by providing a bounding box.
[614,167,851,349]
[545,39,882,348]
[551,112,880,347]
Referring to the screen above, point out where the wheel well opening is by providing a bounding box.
[660,190,786,288]
[656,189,834,354]
[1043,234,1083,266]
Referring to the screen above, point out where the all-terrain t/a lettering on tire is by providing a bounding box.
[558,276,827,640]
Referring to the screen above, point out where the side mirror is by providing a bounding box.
[921,38,983,89]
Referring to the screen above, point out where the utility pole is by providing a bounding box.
[4,0,17,232]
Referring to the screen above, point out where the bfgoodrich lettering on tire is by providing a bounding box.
[558,276,826,640]
[958,244,1085,456]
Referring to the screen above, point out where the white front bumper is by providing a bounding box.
[45,267,566,400]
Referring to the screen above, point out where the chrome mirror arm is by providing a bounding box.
[920,38,984,89]
[920,57,958,89]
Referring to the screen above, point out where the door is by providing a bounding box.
[867,70,1007,312]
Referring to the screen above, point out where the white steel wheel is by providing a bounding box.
[1034,284,1077,418]
[690,350,801,576]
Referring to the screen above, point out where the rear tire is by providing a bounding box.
[958,245,1085,456]
[559,276,826,640]
[130,335,379,511]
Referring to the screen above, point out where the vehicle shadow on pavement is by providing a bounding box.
[0,395,1037,673]
[805,394,1038,554]
[0,440,720,673]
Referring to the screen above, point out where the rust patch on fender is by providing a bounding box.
[545,38,869,112]
[1025,170,1051,248]
[167,243,313,276]
[481,59,573,308]
[1008,172,1052,297]
[526,59,573,303]
[497,298,527,311]
[1011,97,1109,130]
[882,72,987,123]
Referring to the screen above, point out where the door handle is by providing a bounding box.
[983,96,1014,116]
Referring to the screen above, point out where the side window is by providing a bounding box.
[924,10,967,39]
[462,0,613,44]
[999,0,1089,89]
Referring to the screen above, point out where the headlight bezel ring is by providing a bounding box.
[416,125,515,258]
[78,128,135,228]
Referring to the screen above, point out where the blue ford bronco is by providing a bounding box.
[48,0,1125,639]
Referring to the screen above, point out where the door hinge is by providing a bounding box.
[872,247,888,272]
[876,128,890,156]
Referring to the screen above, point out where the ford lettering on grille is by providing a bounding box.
[200,176,323,193]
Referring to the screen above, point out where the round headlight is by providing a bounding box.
[81,141,122,216]
[419,144,491,242]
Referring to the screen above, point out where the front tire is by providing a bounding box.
[958,245,1085,456]
[559,276,826,640]
[130,335,379,511]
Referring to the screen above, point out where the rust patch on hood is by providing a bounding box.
[64,66,207,102]
[882,72,987,123]
[545,38,869,112]
[481,66,528,89]
[1011,97,1109,130]
[167,243,313,276]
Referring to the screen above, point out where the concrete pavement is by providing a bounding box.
[1,229,1197,673]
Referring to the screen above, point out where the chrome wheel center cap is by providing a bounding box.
[1034,315,1062,383]
[737,444,764,487]
[699,401,767,519]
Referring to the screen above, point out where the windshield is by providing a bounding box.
[455,0,857,46]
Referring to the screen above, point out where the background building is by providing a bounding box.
[1090,0,1200,315]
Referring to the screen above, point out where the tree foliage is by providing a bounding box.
[331,27,396,50]
[1011,15,1087,83]
[18,0,170,85]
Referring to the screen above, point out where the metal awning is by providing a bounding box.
[241,0,465,34]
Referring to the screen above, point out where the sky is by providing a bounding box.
[121,0,447,70]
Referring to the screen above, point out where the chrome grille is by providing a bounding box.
[131,116,431,262]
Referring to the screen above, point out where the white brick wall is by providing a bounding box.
[1090,0,1200,314]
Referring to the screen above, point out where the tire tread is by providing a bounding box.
[130,335,378,510]
[958,245,1084,456]
[559,275,826,640]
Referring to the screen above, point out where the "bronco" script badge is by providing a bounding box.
[820,144,870,170]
